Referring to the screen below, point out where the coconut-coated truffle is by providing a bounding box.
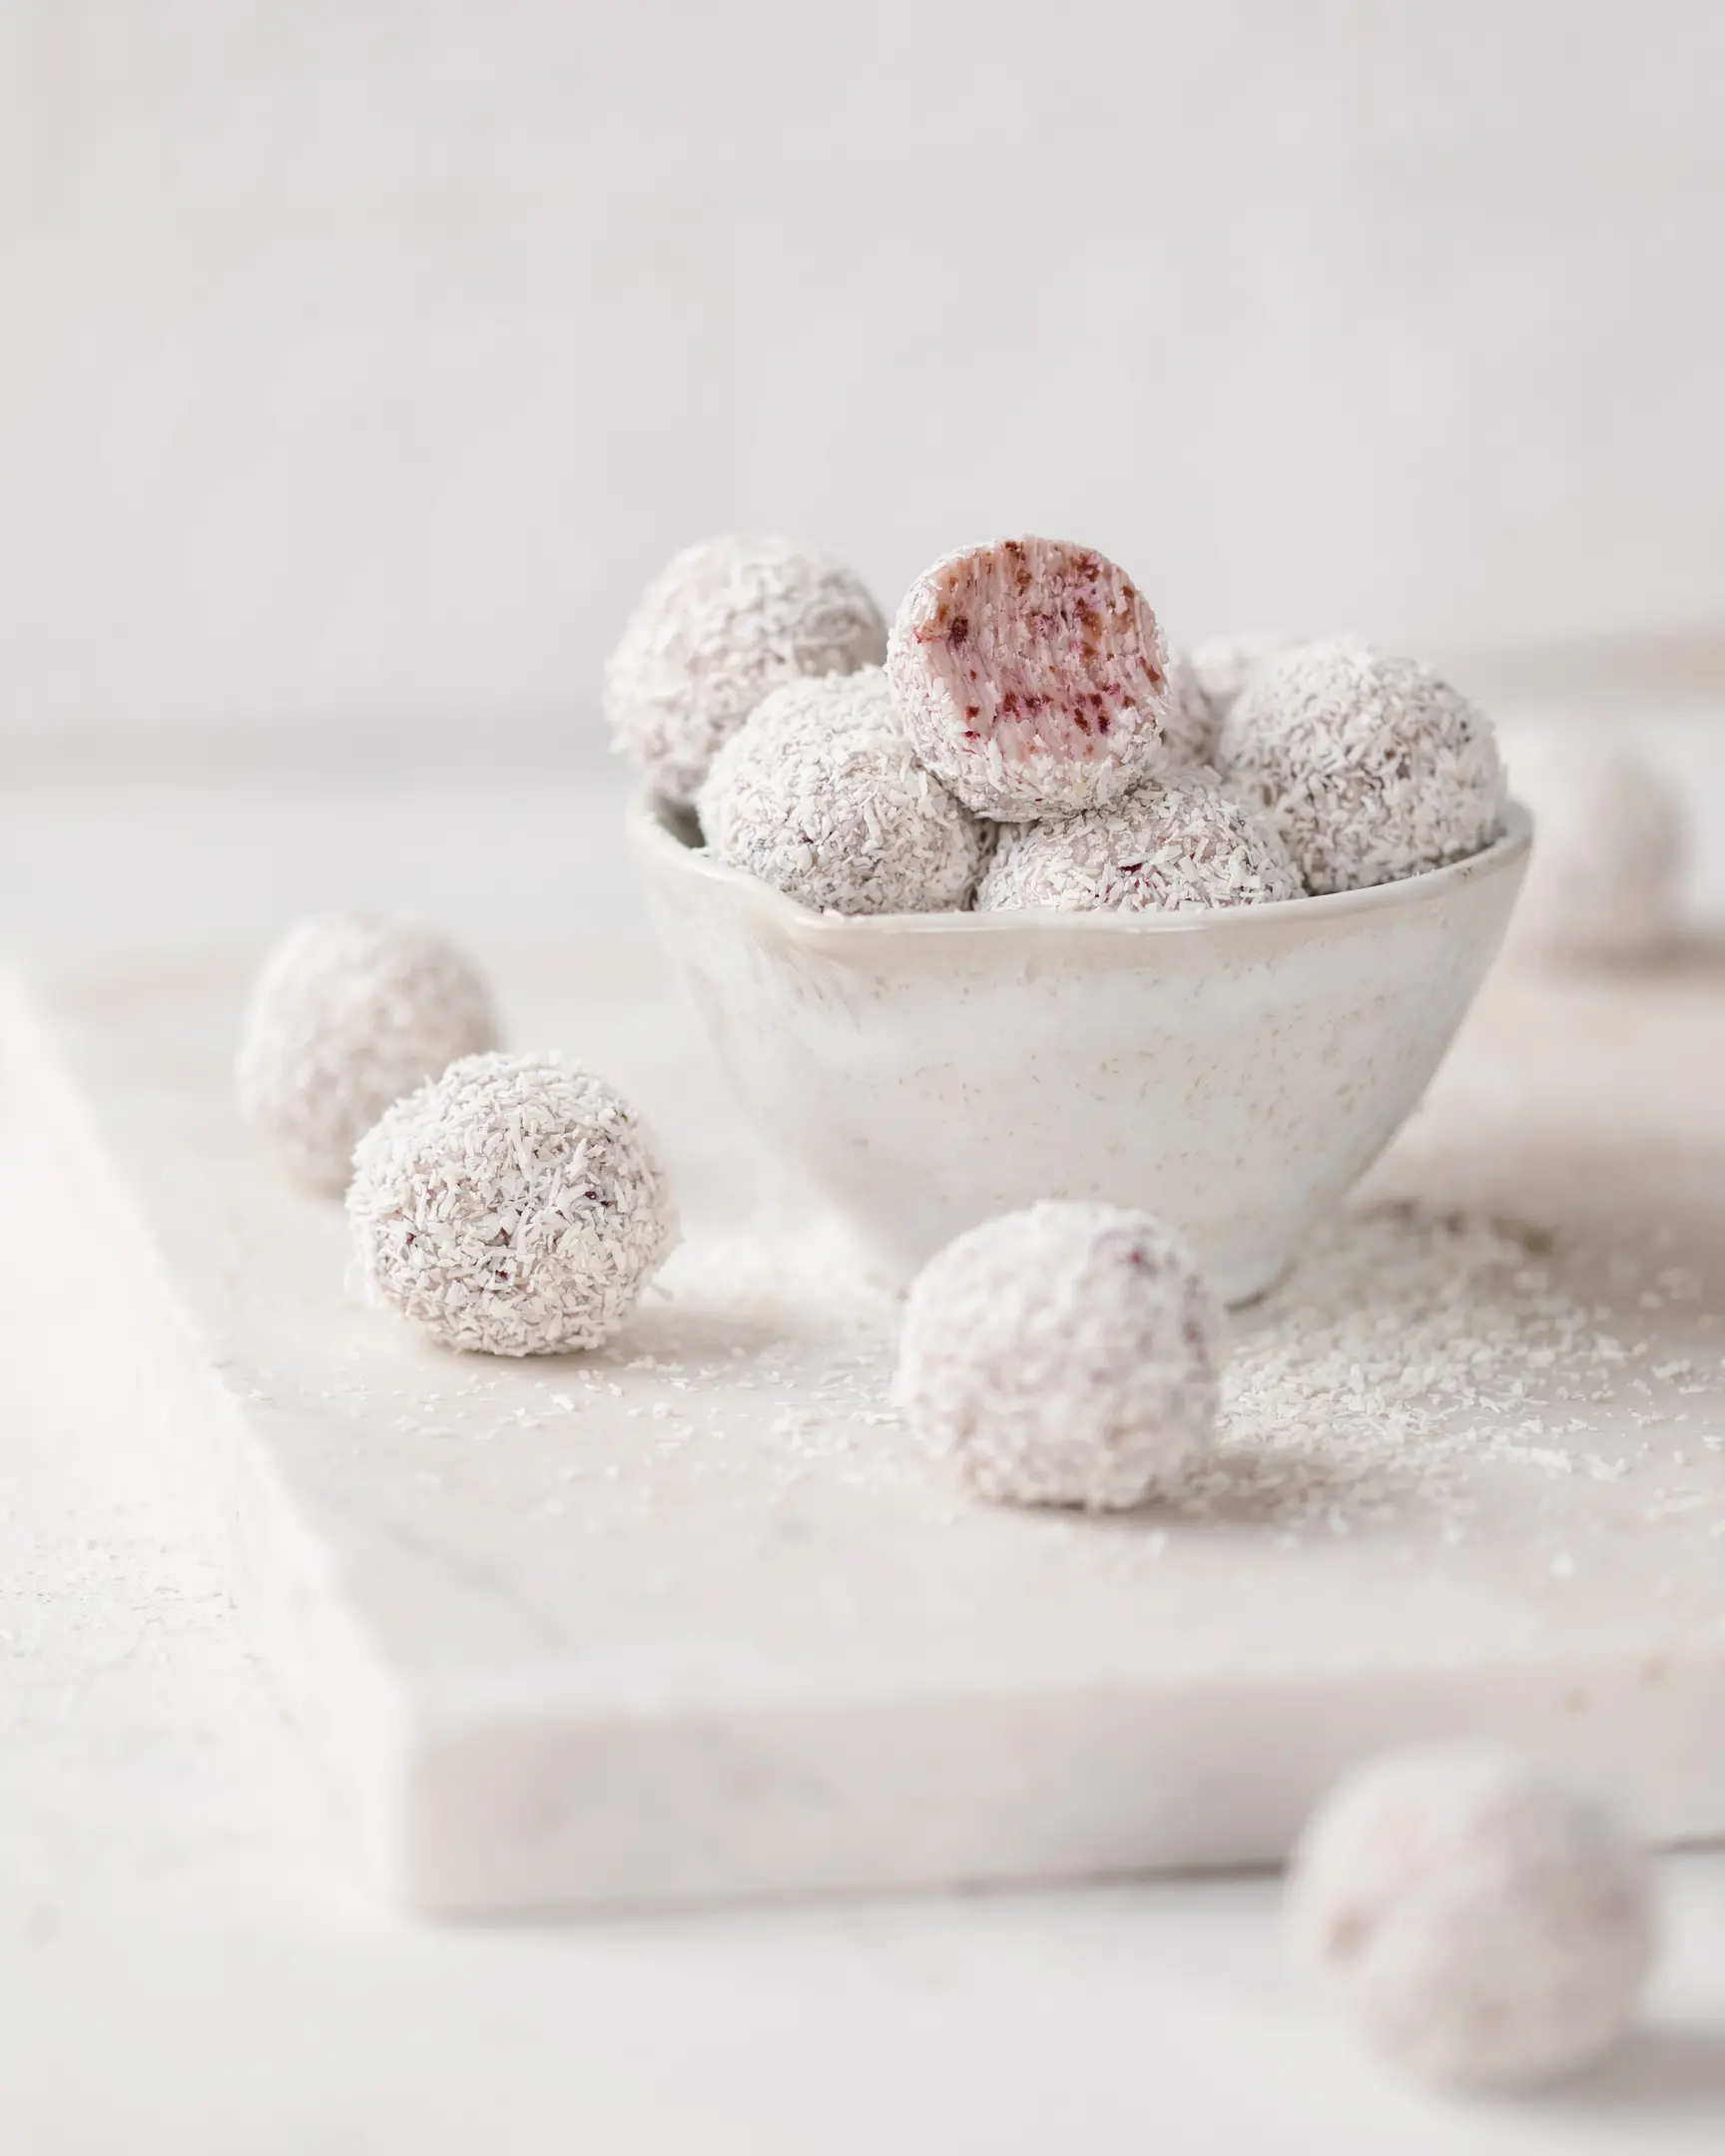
[977,767,1302,914]
[1218,640,1506,893]
[1503,719,1687,965]
[1287,1746,1654,2090]
[1187,633,1297,726]
[604,534,887,806]
[698,669,987,915]
[236,915,499,1195]
[347,1052,678,1356]
[885,537,1170,820]
[895,1201,1221,1509]
[1156,647,1219,771]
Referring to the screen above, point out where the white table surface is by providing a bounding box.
[1,766,1722,2152]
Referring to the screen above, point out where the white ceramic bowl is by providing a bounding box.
[629,796,1532,1304]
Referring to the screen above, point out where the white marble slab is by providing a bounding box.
[8,928,1725,1914]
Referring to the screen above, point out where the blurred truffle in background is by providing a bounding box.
[1501,721,1689,967]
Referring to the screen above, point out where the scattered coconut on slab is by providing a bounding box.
[895,1200,1221,1509]
[1287,1745,1654,2090]
[604,534,886,806]
[1218,640,1506,893]
[698,668,987,915]
[1502,719,1687,965]
[885,536,1170,820]
[236,915,499,1196]
[977,766,1301,914]
[348,1052,678,1355]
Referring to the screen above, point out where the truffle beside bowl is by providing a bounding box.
[628,795,1532,1305]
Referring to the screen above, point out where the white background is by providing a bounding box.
[3,0,1724,762]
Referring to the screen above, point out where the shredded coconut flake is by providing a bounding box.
[1156,646,1221,770]
[1187,632,1299,725]
[347,1052,678,1356]
[698,668,986,914]
[1218,639,1505,893]
[1189,1204,1637,1534]
[976,766,1301,913]
[604,534,886,806]
[894,1201,1221,1510]
[236,915,498,1195]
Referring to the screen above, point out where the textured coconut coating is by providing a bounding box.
[1503,719,1686,965]
[236,915,499,1196]
[885,537,1170,819]
[348,1052,678,1356]
[1218,640,1506,893]
[1288,1746,1653,2090]
[977,767,1301,914]
[1187,632,1297,725]
[604,534,887,806]
[698,669,986,915]
[1156,647,1219,770]
[895,1201,1220,1510]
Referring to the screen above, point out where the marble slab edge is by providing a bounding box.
[5,969,1723,1915]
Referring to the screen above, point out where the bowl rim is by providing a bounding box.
[628,790,1533,944]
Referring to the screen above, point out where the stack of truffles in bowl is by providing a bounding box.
[615,535,1530,1304]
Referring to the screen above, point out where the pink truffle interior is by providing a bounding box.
[907,539,1165,767]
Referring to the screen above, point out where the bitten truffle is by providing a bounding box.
[1218,640,1505,893]
[347,1052,678,1355]
[1503,719,1687,965]
[977,767,1301,914]
[604,534,886,806]
[895,1201,1221,1509]
[236,916,498,1195]
[698,669,987,914]
[1287,1746,1654,2090]
[885,537,1170,820]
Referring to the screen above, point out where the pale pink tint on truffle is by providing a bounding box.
[886,537,1170,820]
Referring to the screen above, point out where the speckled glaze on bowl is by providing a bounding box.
[628,796,1532,1304]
